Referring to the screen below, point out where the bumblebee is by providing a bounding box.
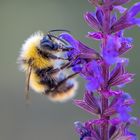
[18,30,78,102]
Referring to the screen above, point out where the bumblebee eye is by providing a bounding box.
[40,36,59,50]
[40,36,53,47]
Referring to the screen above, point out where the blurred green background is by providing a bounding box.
[0,0,140,139]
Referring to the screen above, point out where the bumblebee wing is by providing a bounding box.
[25,65,32,101]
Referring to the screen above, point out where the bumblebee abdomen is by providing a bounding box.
[47,79,78,102]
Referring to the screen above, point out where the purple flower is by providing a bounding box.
[60,0,139,139]
[84,8,104,32]
[104,92,135,122]
[103,35,120,64]
[117,93,135,121]
[114,5,127,14]
[74,119,106,140]
[59,33,101,73]
[74,121,91,140]
[81,60,104,91]
[111,2,140,33]
[102,34,132,65]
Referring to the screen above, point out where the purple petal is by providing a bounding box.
[111,22,135,33]
[116,57,129,64]
[88,119,105,126]
[128,2,140,17]
[101,62,109,82]
[109,73,134,87]
[86,32,103,40]
[82,61,103,86]
[72,64,83,72]
[111,2,140,33]
[110,118,121,125]
[119,42,132,55]
[118,107,131,122]
[103,55,117,64]
[101,90,112,98]
[96,8,103,26]
[109,63,125,82]
[83,92,100,112]
[131,18,140,26]
[77,41,99,56]
[110,124,126,139]
[103,36,121,64]
[59,33,78,48]
[128,117,138,125]
[102,90,122,98]
[109,125,117,138]
[109,93,123,107]
[111,13,117,25]
[115,136,134,140]
[86,79,99,92]
[74,100,99,115]
[113,0,130,6]
[84,12,101,31]
[83,137,94,140]
[111,90,123,96]
[123,99,135,106]
[118,109,133,121]
[114,6,127,13]
[74,121,92,140]
[74,121,88,135]
[104,107,117,116]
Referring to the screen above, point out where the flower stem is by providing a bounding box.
[101,95,109,140]
[99,2,111,138]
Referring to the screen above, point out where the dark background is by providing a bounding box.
[0,0,140,139]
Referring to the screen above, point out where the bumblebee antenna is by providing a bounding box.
[47,34,52,41]
[48,34,68,45]
[48,29,70,33]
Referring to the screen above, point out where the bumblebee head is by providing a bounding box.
[40,35,60,52]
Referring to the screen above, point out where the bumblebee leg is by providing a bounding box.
[25,65,32,101]
[44,72,78,95]
[48,53,88,74]
[47,54,83,74]
[53,53,101,70]
[47,62,71,74]
[59,47,72,52]
[47,53,69,61]
[57,72,79,86]
[47,54,91,74]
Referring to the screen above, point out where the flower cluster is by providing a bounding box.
[59,0,140,140]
